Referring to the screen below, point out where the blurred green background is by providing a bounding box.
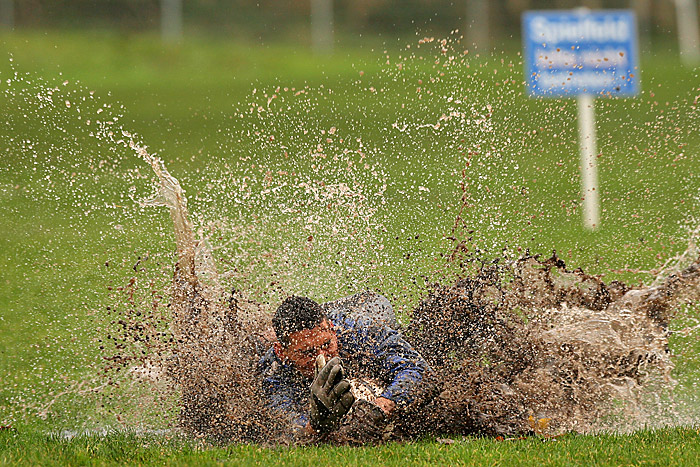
[0,0,688,47]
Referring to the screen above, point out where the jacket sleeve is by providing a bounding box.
[344,316,430,407]
[259,356,309,433]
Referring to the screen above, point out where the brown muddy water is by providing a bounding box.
[106,149,699,446]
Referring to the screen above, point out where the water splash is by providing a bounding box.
[1,35,699,441]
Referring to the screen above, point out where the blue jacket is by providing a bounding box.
[257,308,429,429]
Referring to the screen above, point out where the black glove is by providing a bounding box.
[309,356,355,433]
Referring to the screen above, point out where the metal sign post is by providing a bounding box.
[522,9,640,230]
[674,0,700,66]
[161,0,183,43]
[0,0,13,29]
[311,0,334,54]
[577,93,599,229]
[465,0,489,52]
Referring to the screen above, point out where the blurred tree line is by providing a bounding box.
[5,0,686,41]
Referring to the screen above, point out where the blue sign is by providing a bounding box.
[522,10,640,97]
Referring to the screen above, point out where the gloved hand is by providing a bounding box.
[309,355,355,433]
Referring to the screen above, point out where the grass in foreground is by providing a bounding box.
[1,427,699,466]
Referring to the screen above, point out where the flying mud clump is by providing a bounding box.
[110,149,699,445]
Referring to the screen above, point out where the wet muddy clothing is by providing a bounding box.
[257,293,429,430]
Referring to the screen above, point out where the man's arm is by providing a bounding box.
[372,325,429,407]
[261,372,310,431]
[340,315,430,410]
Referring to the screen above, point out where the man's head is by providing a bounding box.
[272,296,339,379]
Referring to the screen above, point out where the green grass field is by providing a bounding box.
[2,427,700,466]
[1,29,699,464]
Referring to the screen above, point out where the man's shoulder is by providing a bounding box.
[327,307,353,328]
[323,292,398,330]
[327,308,376,341]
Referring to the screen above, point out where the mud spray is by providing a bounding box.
[128,148,700,445]
[1,37,699,444]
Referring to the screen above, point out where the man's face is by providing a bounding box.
[275,319,339,379]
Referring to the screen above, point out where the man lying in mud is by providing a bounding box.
[257,292,430,440]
